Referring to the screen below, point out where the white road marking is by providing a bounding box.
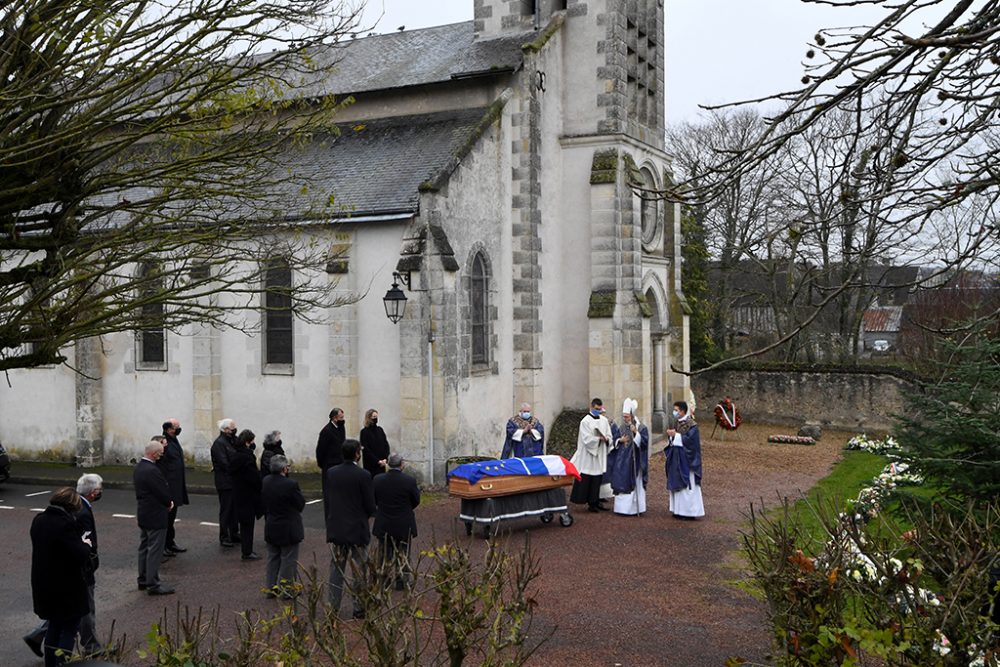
[199,521,219,527]
[112,513,136,519]
[30,508,44,512]
[25,490,50,497]
[0,505,14,510]
[306,499,322,505]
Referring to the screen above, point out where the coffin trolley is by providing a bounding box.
[447,456,577,538]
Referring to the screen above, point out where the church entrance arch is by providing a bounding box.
[643,273,669,431]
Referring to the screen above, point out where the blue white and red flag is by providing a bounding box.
[448,455,581,484]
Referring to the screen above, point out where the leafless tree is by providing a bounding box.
[0,0,371,372]
[667,0,1000,370]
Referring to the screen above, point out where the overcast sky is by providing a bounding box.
[358,0,890,125]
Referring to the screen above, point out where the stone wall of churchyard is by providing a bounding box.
[692,368,918,433]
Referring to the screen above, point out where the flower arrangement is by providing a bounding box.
[846,433,901,456]
[767,434,816,445]
[713,397,742,431]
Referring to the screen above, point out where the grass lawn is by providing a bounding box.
[785,450,888,550]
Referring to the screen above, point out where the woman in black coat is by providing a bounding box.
[30,487,92,666]
[360,408,391,478]
[230,429,263,560]
[259,430,285,478]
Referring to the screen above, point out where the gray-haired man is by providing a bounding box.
[23,473,104,657]
[372,453,420,590]
[211,418,240,546]
[261,455,305,598]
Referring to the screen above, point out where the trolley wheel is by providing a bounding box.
[464,521,473,536]
[540,512,554,524]
[559,513,574,527]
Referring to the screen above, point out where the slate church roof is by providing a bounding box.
[299,21,530,97]
[286,107,491,219]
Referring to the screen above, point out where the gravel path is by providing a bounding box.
[421,422,852,667]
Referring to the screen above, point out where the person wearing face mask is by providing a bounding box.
[607,398,649,516]
[570,398,613,513]
[260,431,285,478]
[211,418,241,547]
[231,429,264,560]
[360,408,391,477]
[664,400,704,519]
[158,418,189,556]
[501,402,545,458]
[317,408,346,479]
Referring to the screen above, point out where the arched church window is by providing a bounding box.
[136,262,167,369]
[263,259,294,370]
[639,167,659,247]
[470,252,490,365]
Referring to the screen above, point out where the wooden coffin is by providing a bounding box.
[448,474,574,499]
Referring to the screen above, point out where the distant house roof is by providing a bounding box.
[299,22,531,97]
[285,107,491,219]
[862,306,903,333]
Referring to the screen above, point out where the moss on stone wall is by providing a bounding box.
[522,14,565,53]
[547,408,588,458]
[588,290,616,318]
[634,290,652,318]
[622,152,642,187]
[590,149,618,185]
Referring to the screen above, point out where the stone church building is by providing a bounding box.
[0,0,690,480]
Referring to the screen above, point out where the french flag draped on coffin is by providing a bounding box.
[449,455,581,485]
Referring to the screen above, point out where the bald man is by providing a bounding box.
[502,402,545,458]
[134,437,175,595]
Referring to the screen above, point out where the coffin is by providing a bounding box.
[448,474,574,499]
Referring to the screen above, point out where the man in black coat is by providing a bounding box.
[316,407,345,483]
[211,418,240,547]
[261,454,305,598]
[159,417,189,555]
[30,487,92,667]
[135,437,175,595]
[324,439,375,619]
[373,453,420,590]
[23,474,105,659]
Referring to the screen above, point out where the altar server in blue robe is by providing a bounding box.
[608,398,649,516]
[665,400,704,518]
[501,403,545,458]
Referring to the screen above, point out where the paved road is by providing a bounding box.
[0,428,851,667]
[0,482,332,667]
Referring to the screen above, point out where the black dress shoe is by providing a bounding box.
[148,585,175,596]
[241,552,261,561]
[163,550,176,558]
[220,539,235,547]
[23,634,43,658]
[138,582,148,590]
[587,505,601,513]
[167,544,187,553]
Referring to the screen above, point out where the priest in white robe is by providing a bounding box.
[570,398,612,512]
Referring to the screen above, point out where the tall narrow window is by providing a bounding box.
[263,260,293,369]
[470,252,489,365]
[136,262,167,369]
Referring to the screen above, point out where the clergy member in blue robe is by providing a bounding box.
[501,403,544,458]
[665,400,704,518]
[608,398,648,516]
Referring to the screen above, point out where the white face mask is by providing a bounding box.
[671,410,680,419]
